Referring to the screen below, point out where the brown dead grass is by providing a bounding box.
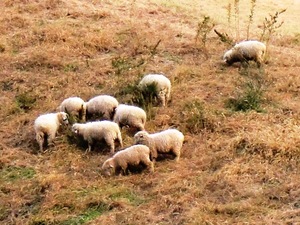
[0,0,300,224]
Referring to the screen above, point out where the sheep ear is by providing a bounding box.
[109,164,114,168]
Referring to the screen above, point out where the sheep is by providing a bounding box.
[223,40,266,67]
[134,129,184,162]
[34,112,69,151]
[138,74,171,107]
[57,97,86,122]
[71,120,123,154]
[85,95,119,121]
[113,104,146,132]
[101,144,154,176]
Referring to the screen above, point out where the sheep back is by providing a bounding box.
[58,97,86,122]
[138,74,171,106]
[223,40,266,66]
[101,144,153,176]
[34,112,69,151]
[72,120,122,153]
[134,129,184,161]
[86,95,119,121]
[113,104,146,131]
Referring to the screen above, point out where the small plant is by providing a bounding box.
[195,16,215,48]
[259,9,286,48]
[182,100,215,134]
[214,29,234,46]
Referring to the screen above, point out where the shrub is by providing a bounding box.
[226,80,264,112]
[181,100,215,134]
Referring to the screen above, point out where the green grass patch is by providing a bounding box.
[15,92,37,112]
[0,166,36,182]
[60,203,108,225]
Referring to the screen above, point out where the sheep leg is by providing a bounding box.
[86,139,93,154]
[36,132,44,151]
[142,157,154,173]
[47,132,56,148]
[116,134,123,149]
[105,137,115,155]
[173,148,181,162]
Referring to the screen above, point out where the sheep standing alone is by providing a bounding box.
[34,112,69,151]
[113,104,146,132]
[57,97,86,122]
[85,95,119,121]
[223,40,266,67]
[71,120,123,154]
[101,144,154,176]
[138,74,171,107]
[134,129,184,162]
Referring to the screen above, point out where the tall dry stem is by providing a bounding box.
[246,0,256,40]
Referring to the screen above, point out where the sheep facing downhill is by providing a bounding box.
[134,129,184,162]
[85,95,119,121]
[113,104,147,132]
[71,120,123,154]
[57,97,86,123]
[101,144,154,176]
[34,112,69,151]
[223,40,266,67]
[138,74,171,107]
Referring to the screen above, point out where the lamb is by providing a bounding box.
[57,97,86,122]
[71,120,123,154]
[113,104,147,132]
[223,40,266,67]
[101,144,154,176]
[138,74,171,107]
[134,129,184,162]
[34,112,69,151]
[85,95,119,121]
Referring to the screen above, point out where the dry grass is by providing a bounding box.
[0,0,300,224]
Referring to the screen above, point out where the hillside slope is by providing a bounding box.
[0,0,300,224]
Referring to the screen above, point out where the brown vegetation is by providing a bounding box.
[0,0,300,224]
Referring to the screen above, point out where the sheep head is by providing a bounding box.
[134,131,149,145]
[101,158,115,176]
[58,112,69,125]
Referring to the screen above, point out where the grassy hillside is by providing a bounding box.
[0,0,300,224]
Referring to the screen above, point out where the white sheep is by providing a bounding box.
[85,95,119,121]
[34,112,69,151]
[134,129,184,162]
[71,120,123,154]
[138,74,171,107]
[223,40,266,67]
[113,104,146,132]
[57,96,86,122]
[101,144,154,176]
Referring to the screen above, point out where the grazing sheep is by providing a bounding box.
[134,129,184,162]
[101,144,154,176]
[85,95,119,121]
[223,40,266,67]
[57,97,86,122]
[113,104,146,132]
[71,120,123,154]
[34,112,69,151]
[138,74,171,106]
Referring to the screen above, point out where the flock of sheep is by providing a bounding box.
[34,73,183,176]
[33,40,266,176]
